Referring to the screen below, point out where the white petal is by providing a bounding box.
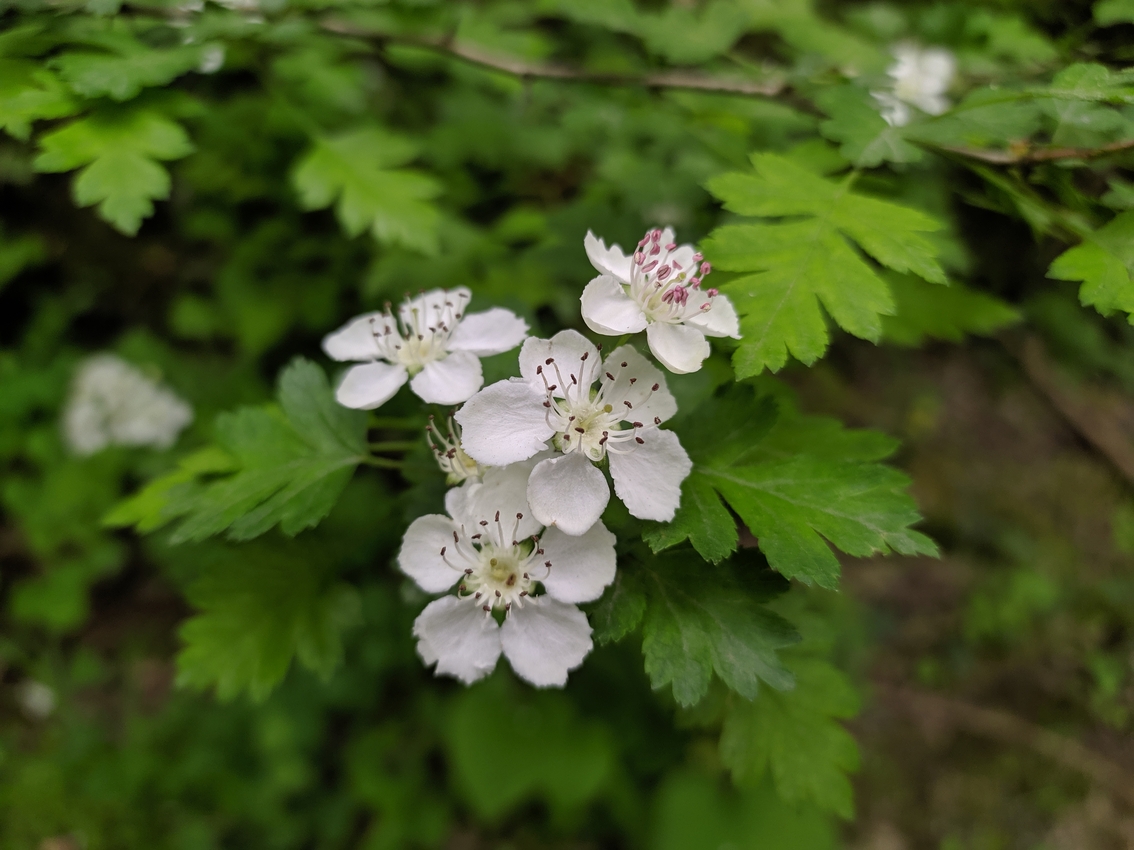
[455,379,554,466]
[684,294,740,339]
[581,276,648,336]
[646,322,710,375]
[600,345,679,425]
[500,598,592,688]
[409,351,484,405]
[414,597,502,685]
[584,230,632,282]
[398,287,472,328]
[322,312,384,362]
[334,362,408,409]
[445,459,542,539]
[518,329,601,392]
[539,521,617,604]
[398,514,463,593]
[609,428,692,522]
[448,308,529,356]
[527,453,609,536]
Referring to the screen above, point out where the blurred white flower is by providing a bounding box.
[198,45,225,74]
[872,44,956,127]
[581,227,739,374]
[15,680,56,720]
[400,462,616,687]
[456,330,691,536]
[322,287,528,410]
[63,354,193,456]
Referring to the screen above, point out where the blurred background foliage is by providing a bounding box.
[2,0,1134,846]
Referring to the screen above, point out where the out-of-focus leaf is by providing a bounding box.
[292,127,442,255]
[0,60,76,140]
[881,274,1020,345]
[33,108,194,235]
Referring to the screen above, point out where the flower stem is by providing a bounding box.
[611,334,632,350]
[361,456,404,469]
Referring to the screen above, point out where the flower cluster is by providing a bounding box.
[329,229,739,687]
[871,43,956,127]
[63,354,193,456]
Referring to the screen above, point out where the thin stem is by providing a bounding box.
[611,334,633,351]
[361,456,404,469]
[319,20,784,97]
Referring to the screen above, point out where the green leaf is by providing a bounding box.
[292,127,442,255]
[53,42,205,102]
[1096,0,1134,25]
[0,227,46,291]
[881,274,1020,346]
[444,675,614,820]
[108,358,368,542]
[34,108,194,235]
[0,60,76,140]
[634,550,799,706]
[177,542,362,701]
[817,85,922,167]
[704,153,945,376]
[1048,211,1134,321]
[588,569,647,645]
[654,386,935,587]
[720,657,860,818]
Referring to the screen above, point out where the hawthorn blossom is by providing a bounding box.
[581,228,739,374]
[400,462,617,687]
[63,354,193,456]
[456,330,691,536]
[871,44,956,127]
[323,287,528,410]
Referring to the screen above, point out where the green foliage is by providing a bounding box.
[177,542,362,701]
[106,358,368,542]
[600,550,799,707]
[292,128,443,255]
[651,387,936,589]
[881,274,1020,345]
[444,674,615,820]
[704,154,946,376]
[1048,211,1134,322]
[33,108,194,234]
[0,61,76,140]
[1095,0,1134,25]
[53,37,207,102]
[720,656,861,818]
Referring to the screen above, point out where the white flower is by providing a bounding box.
[322,287,529,410]
[400,462,617,687]
[63,354,193,456]
[871,44,956,127]
[15,680,56,720]
[581,227,740,374]
[455,330,692,536]
[426,415,485,485]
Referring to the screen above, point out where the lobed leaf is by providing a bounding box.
[34,108,194,235]
[720,657,860,818]
[1048,211,1134,321]
[704,154,945,376]
[292,127,442,255]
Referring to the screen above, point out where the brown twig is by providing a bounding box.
[320,19,785,97]
[1005,334,1134,488]
[932,137,1134,165]
[877,683,1134,808]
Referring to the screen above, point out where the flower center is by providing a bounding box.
[440,511,549,614]
[625,228,718,325]
[536,354,658,462]
[367,292,470,372]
